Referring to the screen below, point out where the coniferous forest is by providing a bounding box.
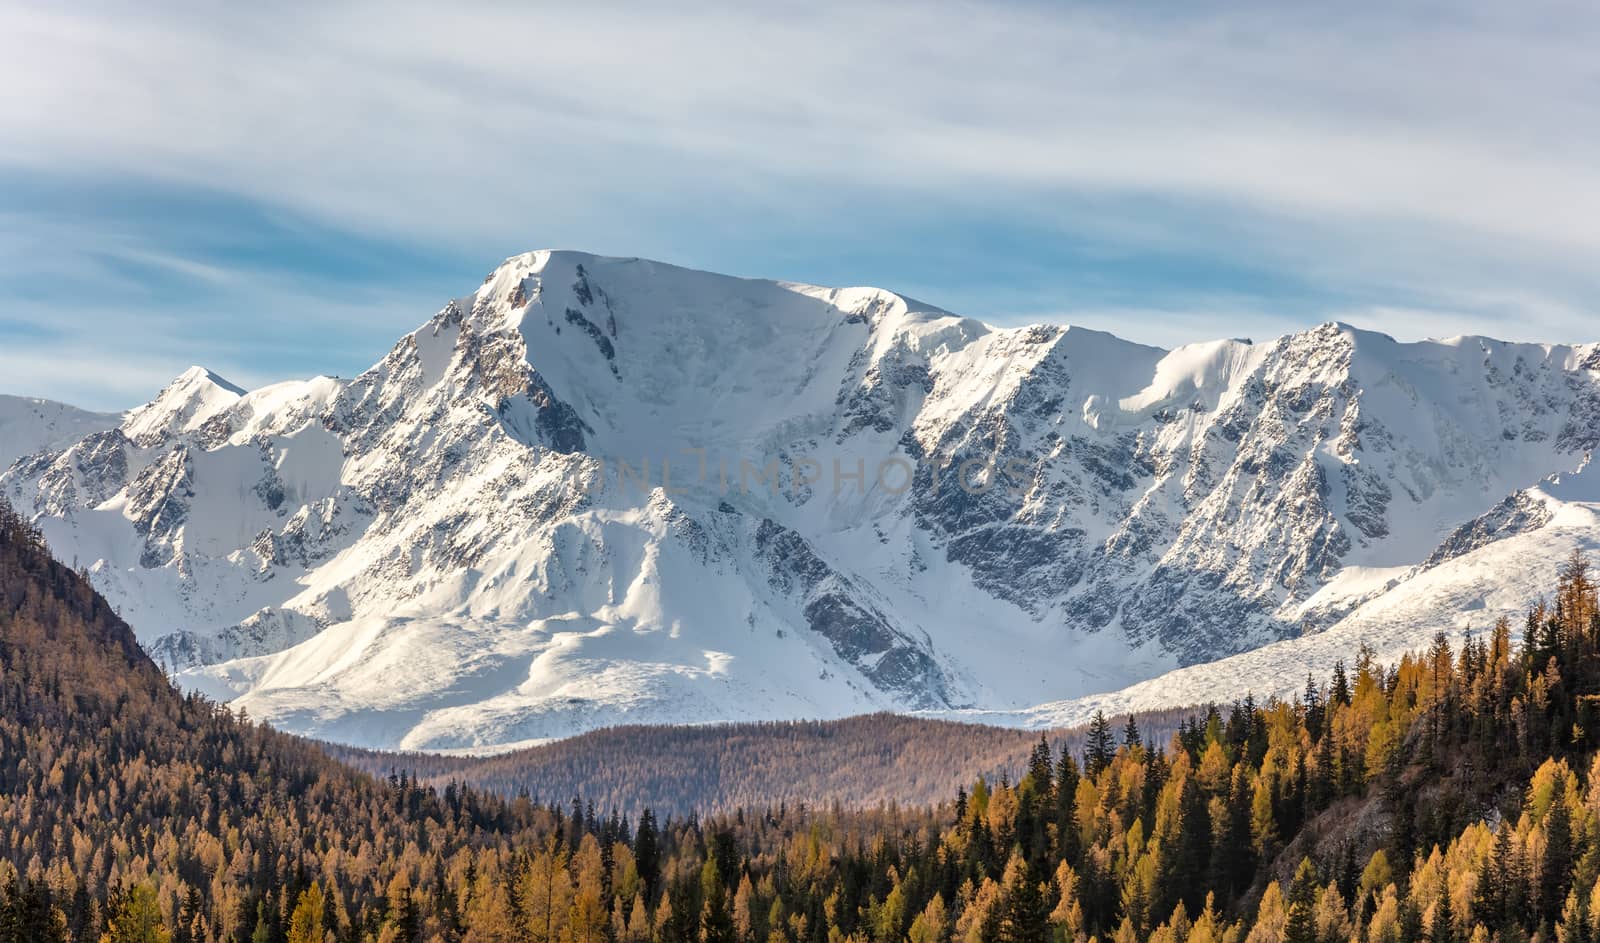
[6,496,1600,943]
[323,710,1200,819]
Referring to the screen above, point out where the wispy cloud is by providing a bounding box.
[0,0,1596,408]
[105,248,237,285]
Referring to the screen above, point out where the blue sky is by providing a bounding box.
[2,1,1597,409]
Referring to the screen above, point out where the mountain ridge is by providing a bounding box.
[3,249,1597,749]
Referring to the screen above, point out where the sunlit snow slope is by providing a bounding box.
[4,251,1597,749]
[0,395,121,470]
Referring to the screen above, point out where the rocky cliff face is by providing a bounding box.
[4,250,1596,749]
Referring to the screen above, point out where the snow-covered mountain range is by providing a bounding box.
[4,250,1597,750]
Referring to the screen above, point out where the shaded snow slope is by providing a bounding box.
[4,250,1598,749]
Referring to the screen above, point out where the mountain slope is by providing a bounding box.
[3,250,1597,749]
[0,394,120,470]
[0,496,568,940]
[940,460,1600,730]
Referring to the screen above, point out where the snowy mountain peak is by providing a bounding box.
[4,252,1598,750]
[122,365,247,446]
[180,364,247,394]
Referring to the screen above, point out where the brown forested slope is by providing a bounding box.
[327,711,1194,818]
[0,500,567,941]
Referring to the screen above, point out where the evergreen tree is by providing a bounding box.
[1475,827,1509,930]
[1283,859,1317,943]
[1209,764,1254,910]
[1431,885,1456,943]
[1151,771,1210,921]
[176,887,204,943]
[1053,752,1081,866]
[393,887,422,943]
[1308,727,1334,809]
[1085,712,1115,776]
[1026,735,1053,797]
[1330,660,1352,706]
[635,810,661,901]
[1303,675,1324,742]
[1398,899,1424,943]
[0,876,66,943]
[1121,716,1142,751]
[1540,795,1574,924]
[661,878,699,943]
[1001,876,1048,943]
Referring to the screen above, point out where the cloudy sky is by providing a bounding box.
[2,1,1597,409]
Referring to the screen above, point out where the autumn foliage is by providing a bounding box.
[5,495,1600,943]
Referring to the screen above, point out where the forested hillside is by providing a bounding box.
[327,712,1194,817]
[0,499,572,941]
[5,491,1600,943]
